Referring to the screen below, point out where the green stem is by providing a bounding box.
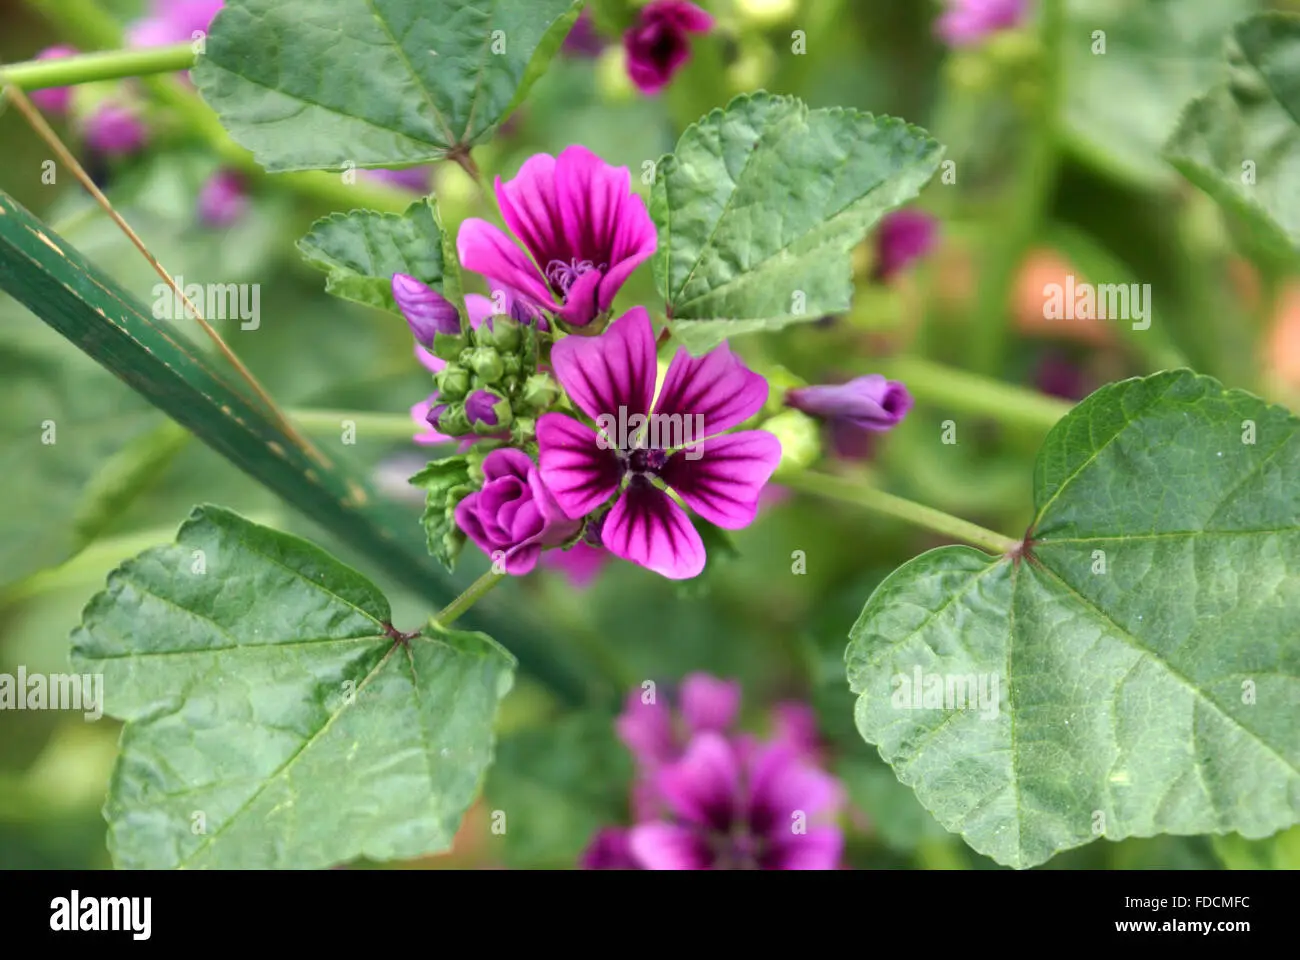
[969,0,1064,375]
[289,409,417,440]
[434,570,507,628]
[1,43,195,89]
[879,355,1072,432]
[777,468,1020,555]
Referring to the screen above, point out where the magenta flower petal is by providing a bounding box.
[540,540,608,587]
[747,743,844,831]
[660,431,782,529]
[82,102,147,156]
[769,702,821,760]
[410,398,449,445]
[765,826,844,870]
[616,689,677,768]
[393,273,461,343]
[497,153,565,266]
[679,674,741,734]
[29,46,77,115]
[627,823,712,870]
[936,0,1028,47]
[414,342,445,374]
[654,342,770,436]
[457,218,558,310]
[623,0,715,96]
[555,146,654,290]
[536,413,623,519]
[554,265,604,328]
[580,828,641,869]
[875,209,938,280]
[197,170,248,226]
[786,375,912,432]
[601,482,705,580]
[655,732,740,831]
[548,307,657,422]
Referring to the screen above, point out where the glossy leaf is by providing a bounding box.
[71,506,514,868]
[846,370,1300,868]
[650,93,942,354]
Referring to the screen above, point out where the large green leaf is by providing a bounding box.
[0,189,590,704]
[71,506,514,868]
[846,370,1300,869]
[297,199,451,314]
[650,93,943,354]
[1165,12,1300,258]
[193,0,583,172]
[1062,0,1258,186]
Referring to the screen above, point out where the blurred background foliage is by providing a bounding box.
[2,0,1299,870]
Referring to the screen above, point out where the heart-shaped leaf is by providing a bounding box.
[72,506,515,869]
[194,0,583,172]
[846,370,1300,868]
[650,93,942,354]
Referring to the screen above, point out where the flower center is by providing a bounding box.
[625,447,667,476]
[544,258,605,298]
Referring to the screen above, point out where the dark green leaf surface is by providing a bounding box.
[1165,12,1300,257]
[1063,0,1258,186]
[650,93,942,353]
[846,370,1300,868]
[297,199,450,314]
[71,506,514,868]
[193,0,583,172]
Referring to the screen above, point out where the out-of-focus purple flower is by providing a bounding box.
[363,166,432,193]
[623,0,714,96]
[786,375,913,432]
[393,274,462,344]
[82,103,148,157]
[769,702,823,763]
[127,0,224,47]
[562,9,605,58]
[537,309,781,580]
[28,46,77,115]
[454,449,582,575]
[875,209,938,281]
[1035,350,1089,401]
[466,282,549,332]
[458,146,656,328]
[411,343,450,447]
[935,0,1028,47]
[197,169,248,226]
[617,672,742,771]
[579,827,641,869]
[540,540,608,587]
[627,733,844,869]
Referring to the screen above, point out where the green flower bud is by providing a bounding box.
[431,331,468,362]
[436,364,471,402]
[762,409,821,471]
[517,373,560,415]
[466,346,505,383]
[437,405,471,437]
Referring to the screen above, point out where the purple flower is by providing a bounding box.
[579,828,641,869]
[562,9,605,58]
[1034,350,1089,401]
[786,375,913,433]
[627,733,844,869]
[465,389,505,428]
[540,540,609,587]
[623,0,714,96]
[28,46,77,116]
[457,146,657,328]
[363,166,432,193]
[393,274,461,344]
[454,449,582,575]
[617,673,742,770]
[197,169,248,226]
[875,209,938,281]
[127,0,224,47]
[536,308,782,580]
[466,282,549,332]
[411,343,450,447]
[82,103,148,157]
[935,0,1028,47]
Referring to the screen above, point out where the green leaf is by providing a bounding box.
[411,455,474,569]
[1062,0,1258,186]
[1165,12,1300,258]
[297,199,450,314]
[846,370,1300,869]
[650,92,943,354]
[484,711,632,866]
[71,505,515,869]
[0,189,592,706]
[193,0,584,173]
[1211,824,1300,869]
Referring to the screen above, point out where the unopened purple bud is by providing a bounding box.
[364,167,431,193]
[82,102,148,157]
[875,209,938,281]
[197,170,249,226]
[466,390,503,427]
[786,375,913,432]
[936,0,1028,47]
[392,273,461,344]
[28,46,77,116]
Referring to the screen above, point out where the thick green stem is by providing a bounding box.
[434,570,507,627]
[1,43,195,89]
[290,409,417,440]
[969,0,1064,375]
[777,468,1020,555]
[878,356,1072,432]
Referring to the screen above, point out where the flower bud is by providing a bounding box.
[785,375,912,432]
[467,390,512,433]
[466,346,505,383]
[517,373,560,415]
[436,364,471,402]
[392,273,461,344]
